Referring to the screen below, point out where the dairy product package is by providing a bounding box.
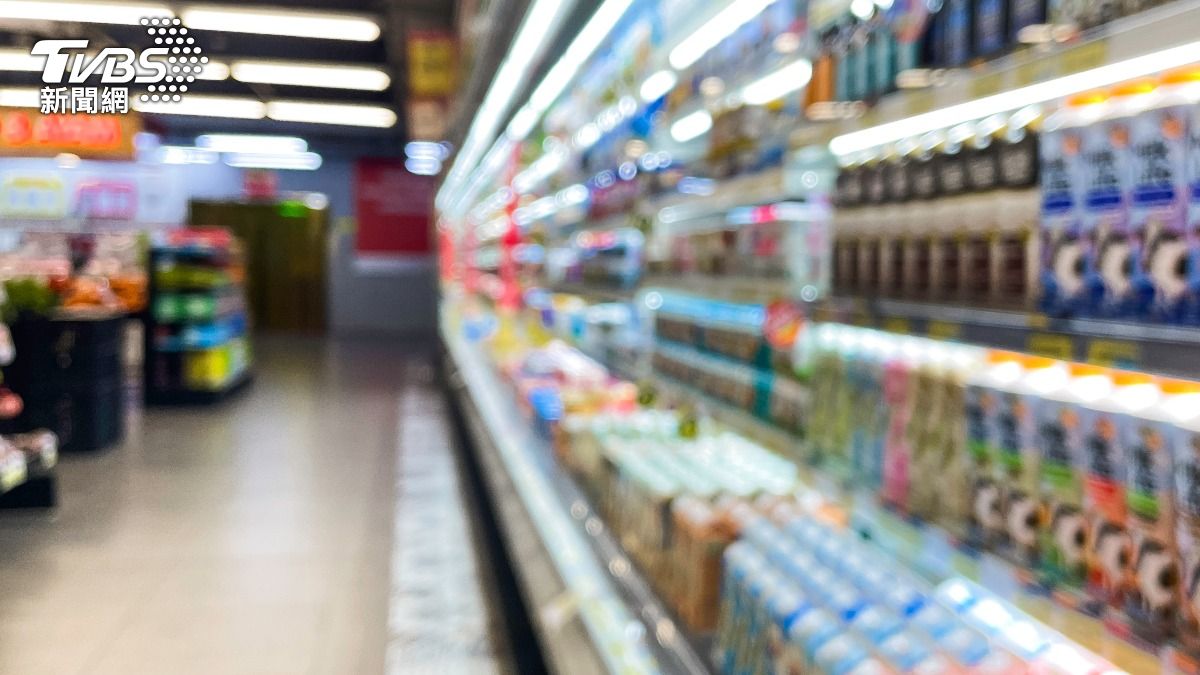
[1172,384,1200,656]
[1120,378,1179,645]
[1083,87,1139,318]
[1037,365,1111,588]
[1040,95,1104,317]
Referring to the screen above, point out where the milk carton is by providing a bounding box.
[1040,93,1108,317]
[1170,382,1200,657]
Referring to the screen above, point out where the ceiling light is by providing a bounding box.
[0,48,43,72]
[574,123,602,149]
[196,134,307,154]
[405,157,441,175]
[157,145,218,164]
[231,60,390,91]
[671,110,713,143]
[640,69,677,102]
[196,60,230,81]
[180,5,380,41]
[829,38,1200,156]
[0,0,171,25]
[405,141,450,161]
[741,59,813,105]
[437,0,573,210]
[0,88,38,107]
[134,95,266,119]
[224,151,323,170]
[669,0,776,71]
[266,101,396,127]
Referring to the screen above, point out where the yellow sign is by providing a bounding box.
[407,31,457,97]
[1026,332,1074,360]
[1086,339,1141,368]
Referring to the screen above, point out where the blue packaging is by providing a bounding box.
[1082,98,1135,317]
[974,0,1008,57]
[876,629,934,671]
[1040,103,1100,317]
[1009,0,1047,43]
[850,606,906,643]
[943,0,973,67]
[814,635,872,675]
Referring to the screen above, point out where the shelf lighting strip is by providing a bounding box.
[830,38,1200,157]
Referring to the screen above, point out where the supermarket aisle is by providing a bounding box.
[0,337,513,675]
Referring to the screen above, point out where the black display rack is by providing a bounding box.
[143,234,254,406]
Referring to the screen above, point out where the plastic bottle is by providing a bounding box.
[964,350,1025,549]
[974,0,1009,59]
[994,107,1043,309]
[1037,363,1114,587]
[881,337,923,511]
[1039,92,1108,317]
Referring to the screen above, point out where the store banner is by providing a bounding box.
[0,107,140,160]
[354,158,434,255]
[406,30,457,98]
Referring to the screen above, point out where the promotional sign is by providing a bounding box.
[407,99,448,141]
[0,108,140,159]
[406,30,457,97]
[354,158,434,255]
[0,172,68,219]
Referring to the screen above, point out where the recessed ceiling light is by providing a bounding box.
[231,61,390,91]
[266,100,396,128]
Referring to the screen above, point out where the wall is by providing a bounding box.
[0,152,435,338]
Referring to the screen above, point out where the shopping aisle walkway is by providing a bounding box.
[0,337,513,675]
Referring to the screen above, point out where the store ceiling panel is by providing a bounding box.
[0,0,455,152]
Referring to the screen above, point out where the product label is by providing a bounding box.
[866,164,888,204]
[1125,415,1170,523]
[885,159,911,202]
[839,168,865,207]
[966,146,999,192]
[938,151,968,195]
[1000,133,1039,187]
[911,158,939,199]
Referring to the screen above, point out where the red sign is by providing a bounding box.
[0,107,139,159]
[242,169,278,200]
[354,158,434,255]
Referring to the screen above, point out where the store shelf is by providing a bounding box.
[442,323,711,675]
[550,283,638,303]
[818,296,1200,379]
[645,276,791,305]
[797,0,1200,153]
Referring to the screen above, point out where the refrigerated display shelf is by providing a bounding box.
[816,296,1200,380]
[442,324,711,675]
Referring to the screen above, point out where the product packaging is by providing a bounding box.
[1084,85,1140,318]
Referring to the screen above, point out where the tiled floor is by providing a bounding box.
[0,336,513,675]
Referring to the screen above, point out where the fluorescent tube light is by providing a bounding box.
[0,48,43,72]
[157,145,218,164]
[669,0,776,70]
[180,5,380,41]
[830,38,1200,156]
[196,60,229,81]
[224,151,323,170]
[266,100,396,127]
[522,0,634,122]
[741,59,812,105]
[0,0,171,25]
[405,141,450,160]
[405,157,442,175]
[671,110,713,142]
[133,95,266,119]
[0,88,38,107]
[438,0,571,210]
[640,69,677,102]
[196,134,307,154]
[231,60,390,91]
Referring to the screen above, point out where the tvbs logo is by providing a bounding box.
[33,17,206,114]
